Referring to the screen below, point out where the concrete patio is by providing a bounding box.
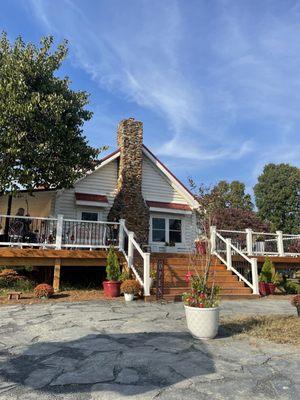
[0,299,299,399]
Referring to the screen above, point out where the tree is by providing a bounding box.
[211,180,253,210]
[0,33,103,194]
[254,163,300,233]
[190,181,266,232]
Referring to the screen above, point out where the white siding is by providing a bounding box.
[142,155,187,204]
[54,161,118,220]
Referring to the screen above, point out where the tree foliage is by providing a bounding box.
[0,33,103,194]
[254,163,300,233]
[190,180,264,232]
[106,246,121,281]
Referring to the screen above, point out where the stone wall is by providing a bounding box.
[108,118,150,245]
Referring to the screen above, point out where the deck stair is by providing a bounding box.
[150,254,257,301]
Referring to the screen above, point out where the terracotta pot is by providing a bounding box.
[267,282,276,295]
[259,282,269,296]
[103,281,121,297]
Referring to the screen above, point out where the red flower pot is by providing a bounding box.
[267,282,276,295]
[259,282,269,296]
[103,281,121,297]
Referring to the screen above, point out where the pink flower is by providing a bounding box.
[198,303,204,308]
[185,271,193,283]
[199,293,206,299]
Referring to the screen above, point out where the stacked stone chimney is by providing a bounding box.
[108,118,150,244]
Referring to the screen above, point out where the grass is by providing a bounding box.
[221,315,300,346]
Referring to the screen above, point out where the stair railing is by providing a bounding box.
[118,219,151,296]
[210,226,259,295]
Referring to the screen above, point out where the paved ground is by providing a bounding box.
[0,298,299,399]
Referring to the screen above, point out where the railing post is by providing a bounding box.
[226,238,232,270]
[210,226,217,253]
[251,258,259,295]
[245,228,253,256]
[118,219,125,251]
[128,231,134,268]
[143,252,151,296]
[276,231,284,256]
[55,214,64,250]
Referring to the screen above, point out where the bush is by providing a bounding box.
[34,283,54,298]
[259,257,275,283]
[106,246,121,281]
[284,281,300,294]
[120,279,141,295]
[120,269,131,281]
[0,268,34,292]
[291,295,300,307]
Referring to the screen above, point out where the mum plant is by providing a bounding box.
[34,283,54,299]
[291,295,300,317]
[120,279,141,295]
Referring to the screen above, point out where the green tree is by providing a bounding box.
[0,33,103,194]
[211,180,253,210]
[106,246,121,281]
[254,163,300,233]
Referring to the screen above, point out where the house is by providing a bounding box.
[0,118,200,253]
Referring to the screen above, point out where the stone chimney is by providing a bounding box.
[108,118,150,244]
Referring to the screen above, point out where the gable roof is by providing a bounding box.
[81,145,199,209]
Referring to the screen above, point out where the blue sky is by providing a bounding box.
[1,0,300,196]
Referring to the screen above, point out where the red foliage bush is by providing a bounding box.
[34,283,54,298]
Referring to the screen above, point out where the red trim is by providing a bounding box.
[75,193,108,203]
[146,201,191,211]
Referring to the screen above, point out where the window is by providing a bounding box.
[152,218,166,242]
[151,217,182,244]
[81,212,98,221]
[169,219,182,243]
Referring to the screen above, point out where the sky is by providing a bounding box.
[1,0,300,197]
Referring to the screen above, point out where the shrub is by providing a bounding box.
[34,283,54,298]
[120,269,131,281]
[0,268,34,291]
[259,257,275,283]
[182,273,220,308]
[284,281,300,294]
[106,246,121,281]
[120,279,141,295]
[291,295,300,316]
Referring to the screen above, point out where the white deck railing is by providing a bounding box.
[211,227,259,295]
[0,214,120,250]
[0,214,151,296]
[118,219,151,296]
[216,228,300,257]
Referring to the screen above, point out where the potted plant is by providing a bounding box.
[291,295,300,316]
[183,271,220,339]
[165,241,176,253]
[120,279,141,301]
[34,283,54,299]
[259,256,277,296]
[103,246,121,297]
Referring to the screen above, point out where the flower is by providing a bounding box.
[198,303,204,308]
[199,293,206,299]
[185,271,193,283]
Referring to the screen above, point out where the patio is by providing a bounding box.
[0,299,299,399]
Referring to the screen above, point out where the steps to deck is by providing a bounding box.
[151,254,255,301]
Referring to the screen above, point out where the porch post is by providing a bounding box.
[245,228,253,256]
[251,258,259,295]
[118,219,125,251]
[226,238,232,270]
[53,258,61,292]
[55,214,64,250]
[143,252,151,296]
[276,230,284,256]
[128,231,134,268]
[210,226,216,253]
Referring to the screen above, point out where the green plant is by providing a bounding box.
[34,283,54,298]
[259,257,275,283]
[0,268,34,292]
[106,246,121,281]
[120,269,131,282]
[120,279,141,295]
[182,273,220,308]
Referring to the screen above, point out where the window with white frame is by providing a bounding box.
[152,217,182,244]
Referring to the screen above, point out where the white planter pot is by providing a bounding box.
[184,305,219,339]
[124,293,134,302]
